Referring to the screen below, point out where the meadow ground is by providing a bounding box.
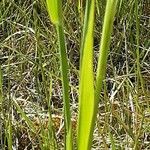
[0,0,150,149]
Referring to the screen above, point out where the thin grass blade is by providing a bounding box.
[46,0,72,149]
[77,0,95,149]
[0,66,2,105]
[95,0,118,104]
[46,0,61,25]
[13,99,36,132]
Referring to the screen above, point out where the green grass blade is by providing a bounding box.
[0,66,3,149]
[80,0,92,66]
[12,99,36,132]
[46,0,72,149]
[92,3,118,149]
[96,0,118,102]
[6,117,13,150]
[109,132,116,150]
[46,0,61,25]
[56,21,73,150]
[77,0,95,149]
[0,66,2,106]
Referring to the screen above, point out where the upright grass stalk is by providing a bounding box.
[78,0,84,22]
[6,117,12,150]
[134,0,145,149]
[6,50,13,150]
[135,0,142,90]
[94,1,118,145]
[77,0,95,149]
[46,1,72,149]
[0,66,3,149]
[78,0,118,149]
[0,66,2,109]
[96,0,118,101]
[135,0,145,95]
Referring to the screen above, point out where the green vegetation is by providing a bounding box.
[0,0,150,149]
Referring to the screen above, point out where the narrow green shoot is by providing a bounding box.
[46,0,72,149]
[96,0,118,100]
[46,0,61,25]
[0,66,2,107]
[91,3,119,149]
[13,100,36,132]
[109,132,116,150]
[0,66,3,149]
[78,0,84,22]
[135,0,145,95]
[6,117,13,150]
[77,0,95,149]
[95,0,118,148]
